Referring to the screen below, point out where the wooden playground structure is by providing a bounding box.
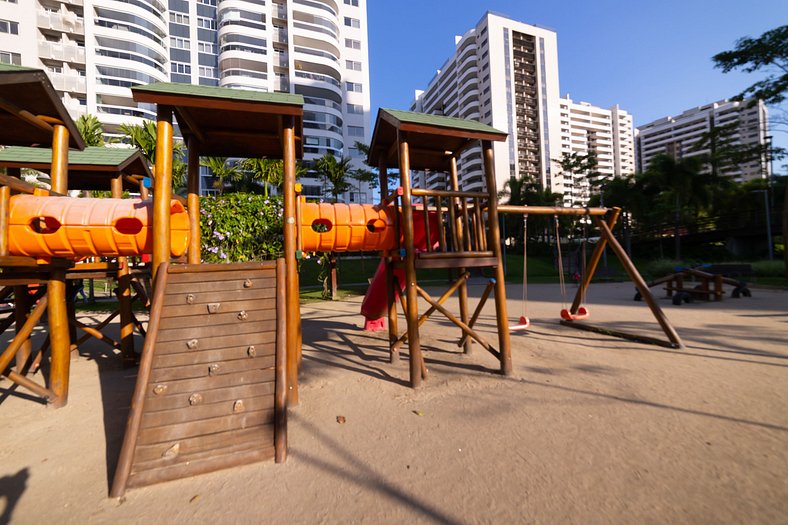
[0,65,684,495]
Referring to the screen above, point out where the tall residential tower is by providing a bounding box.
[636,99,770,181]
[411,12,635,206]
[1,0,372,201]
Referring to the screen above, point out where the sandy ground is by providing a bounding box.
[1,281,787,524]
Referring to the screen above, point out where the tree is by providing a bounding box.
[199,157,241,194]
[556,151,600,205]
[640,154,711,260]
[315,153,353,202]
[120,121,187,192]
[75,114,104,147]
[712,25,788,105]
[241,158,282,197]
[713,25,788,274]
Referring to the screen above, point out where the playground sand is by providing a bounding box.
[1,282,787,524]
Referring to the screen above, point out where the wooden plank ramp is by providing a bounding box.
[111,260,287,497]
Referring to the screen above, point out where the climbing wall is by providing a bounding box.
[111,260,286,497]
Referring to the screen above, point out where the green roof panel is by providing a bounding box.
[132,82,304,106]
[381,108,506,136]
[0,146,142,166]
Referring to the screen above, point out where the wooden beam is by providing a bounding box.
[152,106,174,284]
[282,116,300,406]
[0,97,54,133]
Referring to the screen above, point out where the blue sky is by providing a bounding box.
[367,0,787,162]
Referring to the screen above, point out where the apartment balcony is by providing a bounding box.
[50,73,86,94]
[38,41,85,64]
[37,11,84,34]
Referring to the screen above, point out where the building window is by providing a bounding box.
[0,19,18,35]
[198,42,217,54]
[344,0,359,5]
[199,65,217,78]
[169,12,189,24]
[347,126,364,137]
[346,60,362,71]
[0,51,21,65]
[170,37,190,50]
[345,82,362,93]
[197,17,216,30]
[346,103,363,114]
[198,0,217,4]
[344,17,360,28]
[344,38,361,50]
[171,62,191,74]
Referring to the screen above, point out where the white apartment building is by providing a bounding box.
[558,96,635,205]
[412,12,562,195]
[411,12,634,206]
[1,0,372,201]
[636,98,769,181]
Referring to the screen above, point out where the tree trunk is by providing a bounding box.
[330,252,338,301]
[783,183,788,277]
[674,196,681,261]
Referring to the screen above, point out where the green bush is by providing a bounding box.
[200,193,284,262]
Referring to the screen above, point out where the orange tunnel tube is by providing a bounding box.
[300,202,398,253]
[8,195,189,258]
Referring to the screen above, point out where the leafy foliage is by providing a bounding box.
[75,114,104,147]
[315,153,353,202]
[199,193,284,262]
[119,120,187,192]
[712,25,788,105]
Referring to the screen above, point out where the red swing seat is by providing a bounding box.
[560,306,589,321]
[510,315,530,332]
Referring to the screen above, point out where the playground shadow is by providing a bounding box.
[0,468,28,525]
[72,312,140,491]
[290,412,463,525]
[300,315,498,386]
[504,375,788,433]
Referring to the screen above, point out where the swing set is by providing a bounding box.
[498,204,683,349]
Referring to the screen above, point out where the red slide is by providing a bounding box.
[360,209,438,331]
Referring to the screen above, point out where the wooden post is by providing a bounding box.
[0,185,10,256]
[282,116,300,405]
[482,141,512,375]
[48,268,70,407]
[379,161,399,363]
[187,137,201,265]
[398,132,423,387]
[50,124,69,194]
[152,106,173,284]
[274,258,288,463]
[112,176,135,365]
[12,286,31,373]
[449,156,472,354]
[595,216,684,349]
[569,208,621,314]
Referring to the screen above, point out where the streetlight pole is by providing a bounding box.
[752,189,774,261]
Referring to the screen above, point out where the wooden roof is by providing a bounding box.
[131,82,304,158]
[0,64,85,150]
[0,146,151,190]
[368,108,507,171]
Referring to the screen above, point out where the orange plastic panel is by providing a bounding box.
[8,195,189,258]
[300,203,397,253]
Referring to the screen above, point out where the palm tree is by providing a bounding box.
[241,157,282,197]
[120,121,187,192]
[640,154,711,259]
[315,153,353,202]
[200,157,241,194]
[75,114,104,147]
